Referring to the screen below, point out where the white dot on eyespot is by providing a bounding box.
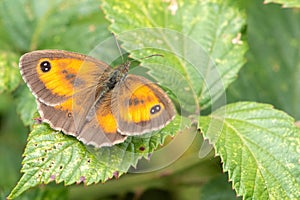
[150,105,161,115]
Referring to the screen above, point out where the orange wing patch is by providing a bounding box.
[54,98,73,112]
[96,110,118,134]
[96,93,118,134]
[123,85,165,123]
[37,58,82,97]
[36,58,103,97]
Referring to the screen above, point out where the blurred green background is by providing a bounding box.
[1,0,300,199]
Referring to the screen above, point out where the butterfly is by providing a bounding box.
[19,50,176,147]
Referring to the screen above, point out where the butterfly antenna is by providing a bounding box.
[112,33,125,62]
[112,34,163,64]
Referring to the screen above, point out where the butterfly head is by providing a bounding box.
[117,61,130,74]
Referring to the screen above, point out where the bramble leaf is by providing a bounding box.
[0,52,21,94]
[8,116,182,199]
[200,102,300,199]
[102,0,247,111]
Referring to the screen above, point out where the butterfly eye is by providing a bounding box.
[40,61,51,72]
[150,105,161,115]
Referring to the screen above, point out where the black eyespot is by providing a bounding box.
[150,105,161,115]
[40,61,51,72]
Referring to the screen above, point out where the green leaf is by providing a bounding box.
[8,116,183,199]
[0,0,110,53]
[200,102,300,199]
[227,2,300,119]
[101,0,247,111]
[14,85,37,126]
[0,52,21,94]
[264,0,300,8]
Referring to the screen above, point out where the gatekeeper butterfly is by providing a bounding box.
[19,50,176,147]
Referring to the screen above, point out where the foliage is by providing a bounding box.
[201,102,300,199]
[264,0,300,8]
[0,0,299,199]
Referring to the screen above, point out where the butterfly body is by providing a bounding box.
[94,61,129,100]
[19,50,175,147]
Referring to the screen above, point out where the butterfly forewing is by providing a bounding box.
[111,74,176,135]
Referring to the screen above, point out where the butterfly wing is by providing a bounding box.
[19,50,111,105]
[77,90,127,147]
[19,50,125,146]
[38,95,127,147]
[111,74,176,135]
